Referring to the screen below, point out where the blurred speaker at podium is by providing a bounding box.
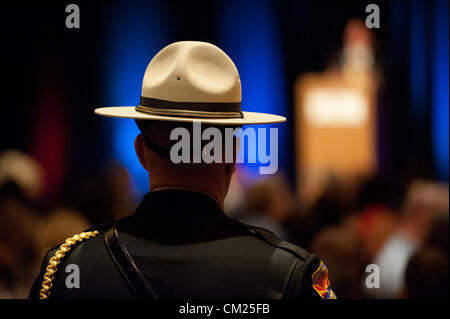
[295,19,382,205]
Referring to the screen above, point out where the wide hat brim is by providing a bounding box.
[95,106,286,125]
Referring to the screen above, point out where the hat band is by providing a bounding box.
[136,96,243,119]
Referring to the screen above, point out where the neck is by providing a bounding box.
[148,163,230,210]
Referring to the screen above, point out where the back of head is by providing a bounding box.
[134,120,241,207]
[135,119,240,168]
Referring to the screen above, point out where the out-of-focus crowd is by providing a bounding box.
[226,171,449,299]
[0,150,448,298]
[0,150,137,298]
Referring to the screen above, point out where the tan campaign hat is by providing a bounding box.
[95,41,286,125]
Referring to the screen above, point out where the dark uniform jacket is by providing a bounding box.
[29,189,335,299]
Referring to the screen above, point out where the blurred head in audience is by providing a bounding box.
[37,208,91,259]
[0,150,44,298]
[0,150,44,202]
[354,175,405,259]
[245,175,296,223]
[308,179,351,241]
[239,175,299,240]
[399,180,449,243]
[61,160,137,225]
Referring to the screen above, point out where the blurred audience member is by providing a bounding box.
[61,160,138,225]
[237,174,299,241]
[306,179,352,248]
[36,208,91,260]
[0,150,44,201]
[367,180,448,298]
[355,175,404,260]
[403,209,449,298]
[399,180,449,243]
[0,150,44,298]
[104,160,139,220]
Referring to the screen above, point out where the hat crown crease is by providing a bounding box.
[141,41,241,104]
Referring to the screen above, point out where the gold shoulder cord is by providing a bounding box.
[39,230,99,299]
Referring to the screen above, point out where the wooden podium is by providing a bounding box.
[294,71,377,204]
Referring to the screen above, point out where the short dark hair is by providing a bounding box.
[135,120,241,159]
[135,120,180,158]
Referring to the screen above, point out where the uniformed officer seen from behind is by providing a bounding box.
[29,41,336,299]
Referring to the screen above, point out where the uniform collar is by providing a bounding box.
[151,186,223,209]
[119,189,232,243]
[134,189,226,222]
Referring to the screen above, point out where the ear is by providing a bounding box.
[225,135,240,174]
[225,162,236,174]
[135,134,149,171]
[234,135,241,158]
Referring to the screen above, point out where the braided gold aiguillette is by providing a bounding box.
[39,230,99,299]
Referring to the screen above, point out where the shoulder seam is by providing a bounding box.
[230,219,311,262]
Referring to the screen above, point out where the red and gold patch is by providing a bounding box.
[312,261,336,299]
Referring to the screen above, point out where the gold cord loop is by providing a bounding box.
[39,230,99,299]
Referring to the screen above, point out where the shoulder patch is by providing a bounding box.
[39,230,100,299]
[311,261,336,299]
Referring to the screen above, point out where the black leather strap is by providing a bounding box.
[104,226,158,299]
